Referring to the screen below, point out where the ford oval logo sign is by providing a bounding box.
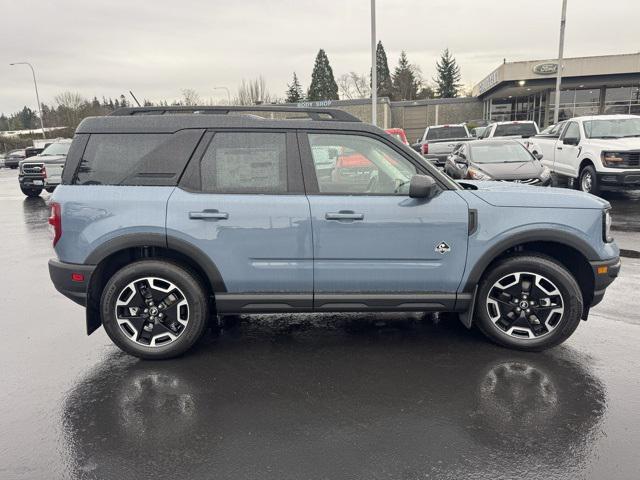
[532,63,558,75]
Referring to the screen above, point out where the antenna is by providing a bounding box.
[129,90,142,107]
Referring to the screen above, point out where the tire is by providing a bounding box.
[474,254,583,351]
[20,186,42,197]
[101,259,209,359]
[577,164,600,196]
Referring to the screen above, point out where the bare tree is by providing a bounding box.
[181,89,201,106]
[55,91,88,128]
[337,72,371,100]
[234,76,273,105]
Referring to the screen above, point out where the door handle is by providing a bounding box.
[325,211,364,221]
[556,147,563,150]
[189,210,229,220]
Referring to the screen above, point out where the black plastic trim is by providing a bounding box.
[314,293,459,312]
[468,209,478,235]
[216,294,313,313]
[48,259,95,307]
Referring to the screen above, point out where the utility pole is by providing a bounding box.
[553,0,568,124]
[370,0,377,126]
[9,62,46,138]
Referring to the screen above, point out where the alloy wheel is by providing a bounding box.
[115,277,189,347]
[581,171,593,193]
[486,272,564,339]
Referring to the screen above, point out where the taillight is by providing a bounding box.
[48,202,62,246]
[421,143,429,155]
[42,166,47,179]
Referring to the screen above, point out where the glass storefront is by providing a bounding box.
[548,88,601,122]
[604,85,640,115]
[487,93,546,126]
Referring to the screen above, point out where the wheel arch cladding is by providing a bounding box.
[464,234,596,312]
[84,234,226,335]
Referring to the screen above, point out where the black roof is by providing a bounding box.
[76,106,379,134]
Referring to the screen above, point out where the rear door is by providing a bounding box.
[167,130,313,313]
[299,130,469,311]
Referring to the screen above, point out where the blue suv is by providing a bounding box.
[48,106,620,359]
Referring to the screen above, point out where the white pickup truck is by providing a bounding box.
[533,114,640,195]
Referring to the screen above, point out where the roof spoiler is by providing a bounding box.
[109,105,361,122]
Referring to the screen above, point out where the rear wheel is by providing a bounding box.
[20,186,42,197]
[474,254,583,351]
[578,164,600,196]
[101,259,209,359]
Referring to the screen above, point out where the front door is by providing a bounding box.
[299,131,469,311]
[555,121,582,177]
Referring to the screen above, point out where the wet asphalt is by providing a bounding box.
[1,168,640,480]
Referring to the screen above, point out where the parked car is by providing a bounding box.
[48,106,619,359]
[4,149,26,169]
[385,128,409,145]
[412,124,473,167]
[480,120,541,155]
[444,140,552,186]
[18,139,71,197]
[534,114,640,195]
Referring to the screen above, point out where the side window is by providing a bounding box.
[481,126,492,139]
[200,132,287,193]
[308,133,418,195]
[75,134,168,185]
[562,122,581,141]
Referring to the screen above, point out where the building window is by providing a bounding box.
[604,85,640,115]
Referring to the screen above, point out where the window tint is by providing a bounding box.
[563,122,580,140]
[200,132,287,193]
[426,126,468,140]
[76,134,168,185]
[493,123,538,137]
[308,133,418,195]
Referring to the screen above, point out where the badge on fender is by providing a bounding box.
[435,241,451,254]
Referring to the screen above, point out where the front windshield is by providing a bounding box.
[470,142,534,163]
[583,118,640,138]
[41,142,71,156]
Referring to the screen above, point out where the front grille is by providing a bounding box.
[21,163,44,175]
[499,178,540,185]
[609,151,640,168]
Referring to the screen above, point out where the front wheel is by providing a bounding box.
[578,165,600,196]
[101,259,209,359]
[20,186,42,197]
[474,254,583,351]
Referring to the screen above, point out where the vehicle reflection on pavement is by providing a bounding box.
[61,315,605,480]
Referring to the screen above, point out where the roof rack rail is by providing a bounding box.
[109,105,361,122]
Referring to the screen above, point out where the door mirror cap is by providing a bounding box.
[409,175,437,199]
[535,152,543,160]
[563,137,579,146]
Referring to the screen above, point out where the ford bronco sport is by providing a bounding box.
[48,106,620,359]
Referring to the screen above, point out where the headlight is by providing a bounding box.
[467,168,492,181]
[540,166,551,180]
[601,152,624,168]
[603,209,613,243]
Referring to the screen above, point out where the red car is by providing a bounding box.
[385,128,409,145]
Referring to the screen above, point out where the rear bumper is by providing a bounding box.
[597,171,640,189]
[48,259,95,306]
[590,257,621,307]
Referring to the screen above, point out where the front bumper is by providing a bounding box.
[590,257,621,307]
[48,259,96,306]
[597,171,640,189]
[19,175,46,188]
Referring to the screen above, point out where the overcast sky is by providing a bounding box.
[1,0,639,114]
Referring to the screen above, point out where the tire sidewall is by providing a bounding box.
[579,165,599,195]
[475,255,583,351]
[101,260,208,360]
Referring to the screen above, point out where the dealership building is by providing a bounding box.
[305,52,640,135]
[473,52,640,127]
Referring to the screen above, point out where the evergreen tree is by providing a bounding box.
[433,48,462,98]
[307,49,339,101]
[374,41,393,98]
[391,51,420,101]
[285,72,304,103]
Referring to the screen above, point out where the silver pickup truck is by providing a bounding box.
[412,124,473,167]
[18,139,71,197]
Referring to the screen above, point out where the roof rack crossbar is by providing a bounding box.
[109,106,361,122]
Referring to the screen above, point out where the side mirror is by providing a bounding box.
[452,155,468,166]
[535,152,543,160]
[563,137,579,146]
[409,175,437,199]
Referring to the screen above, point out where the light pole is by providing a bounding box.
[370,0,377,126]
[213,86,231,105]
[553,0,568,124]
[10,62,46,138]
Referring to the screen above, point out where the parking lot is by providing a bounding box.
[1,166,640,480]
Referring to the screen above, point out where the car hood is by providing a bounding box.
[459,181,609,209]
[585,138,640,150]
[19,154,66,164]
[471,160,543,179]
